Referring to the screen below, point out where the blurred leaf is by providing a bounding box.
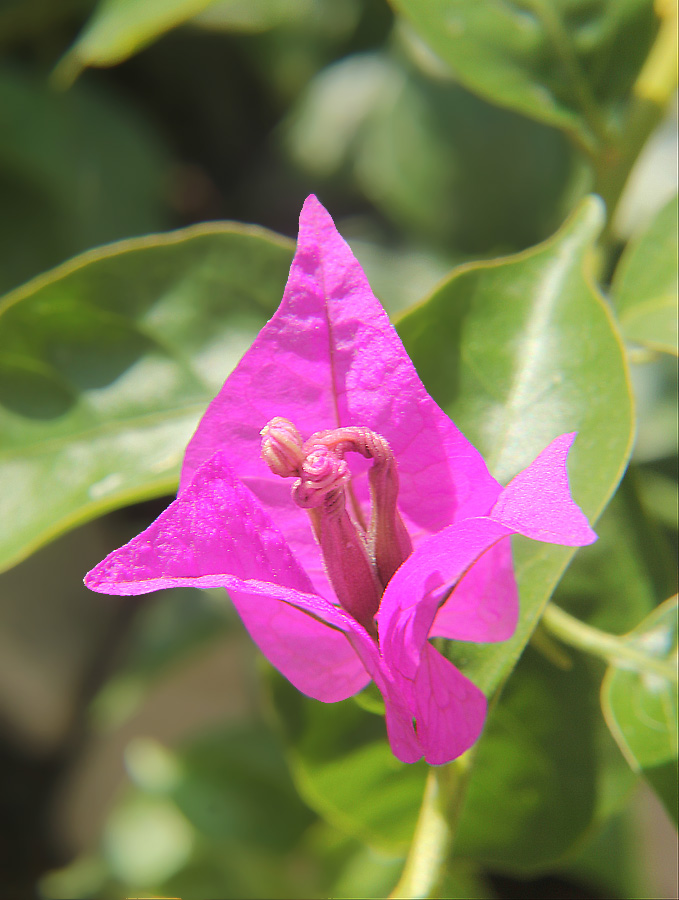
[104,793,194,888]
[0,225,293,573]
[432,866,496,899]
[636,467,679,530]
[0,0,93,44]
[631,355,678,462]
[350,237,454,317]
[54,0,217,83]
[455,648,631,873]
[193,0,315,33]
[323,843,402,900]
[54,0,326,84]
[91,586,236,728]
[558,811,648,900]
[118,588,232,678]
[398,196,634,695]
[613,100,678,241]
[602,596,679,824]
[286,52,579,253]
[170,725,315,849]
[102,724,316,898]
[553,476,669,635]
[266,667,427,854]
[162,844,315,900]
[0,67,169,294]
[388,0,657,144]
[612,194,678,355]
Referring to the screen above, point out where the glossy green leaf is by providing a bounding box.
[602,596,679,824]
[455,648,633,873]
[388,0,656,144]
[0,225,293,573]
[612,194,678,355]
[398,196,635,696]
[266,667,427,855]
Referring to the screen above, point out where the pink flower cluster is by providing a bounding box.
[86,196,596,765]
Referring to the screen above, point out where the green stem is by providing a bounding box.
[389,759,470,899]
[542,604,677,682]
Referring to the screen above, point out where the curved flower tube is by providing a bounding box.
[86,196,596,765]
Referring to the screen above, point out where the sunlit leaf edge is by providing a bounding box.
[397,195,636,697]
[0,222,294,573]
[0,220,294,316]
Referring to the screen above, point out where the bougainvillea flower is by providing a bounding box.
[86,196,596,765]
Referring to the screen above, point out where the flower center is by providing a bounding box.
[261,418,412,634]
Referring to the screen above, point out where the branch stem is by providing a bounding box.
[389,759,470,899]
[541,603,677,682]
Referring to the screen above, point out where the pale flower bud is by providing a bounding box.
[261,417,305,477]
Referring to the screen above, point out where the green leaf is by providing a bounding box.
[455,648,633,873]
[397,196,634,696]
[54,0,217,84]
[0,225,293,574]
[612,194,678,356]
[601,596,679,824]
[266,667,427,854]
[388,0,656,144]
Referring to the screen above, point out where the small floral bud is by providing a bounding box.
[292,447,350,508]
[261,417,305,477]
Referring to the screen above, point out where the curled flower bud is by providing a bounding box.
[261,417,305,477]
[292,447,350,508]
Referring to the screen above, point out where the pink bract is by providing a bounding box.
[86,196,596,765]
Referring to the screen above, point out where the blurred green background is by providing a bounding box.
[0,1,676,898]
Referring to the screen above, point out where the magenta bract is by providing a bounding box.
[86,196,596,765]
